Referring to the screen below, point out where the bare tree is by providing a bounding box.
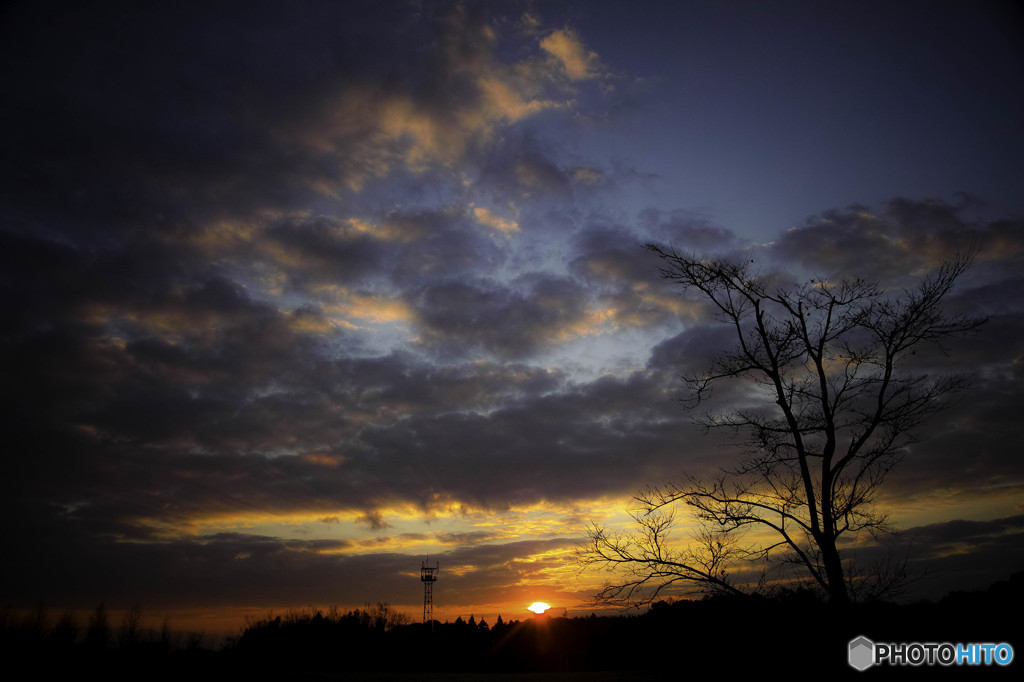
[581,245,984,605]
[118,602,143,649]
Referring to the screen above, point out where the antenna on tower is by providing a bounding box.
[421,558,439,630]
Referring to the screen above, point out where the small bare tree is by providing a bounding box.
[118,602,143,649]
[581,245,983,604]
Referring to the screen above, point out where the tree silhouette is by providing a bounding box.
[581,245,983,604]
[85,603,111,650]
[118,603,143,649]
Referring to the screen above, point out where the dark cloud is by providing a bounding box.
[390,213,506,284]
[909,515,1024,550]
[351,369,718,511]
[639,208,741,252]
[0,0,598,240]
[3,512,416,609]
[769,197,1024,285]
[4,359,711,553]
[888,516,1024,599]
[569,225,696,329]
[647,325,738,372]
[883,365,1024,499]
[476,147,573,201]
[264,215,385,288]
[4,496,585,614]
[412,276,591,359]
[356,511,393,531]
[569,226,654,285]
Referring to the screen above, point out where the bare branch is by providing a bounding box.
[578,246,984,605]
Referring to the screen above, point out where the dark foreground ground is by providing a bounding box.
[4,574,1021,680]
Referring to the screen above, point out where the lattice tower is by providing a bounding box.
[421,559,439,626]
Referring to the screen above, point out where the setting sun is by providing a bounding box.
[527,602,551,614]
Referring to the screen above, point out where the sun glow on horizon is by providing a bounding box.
[527,601,551,614]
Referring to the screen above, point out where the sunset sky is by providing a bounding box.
[3,0,1023,633]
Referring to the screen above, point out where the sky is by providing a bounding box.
[2,0,1024,633]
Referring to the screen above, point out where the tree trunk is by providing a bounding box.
[822,539,849,604]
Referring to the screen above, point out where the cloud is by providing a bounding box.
[475,146,576,201]
[769,197,1024,284]
[390,213,507,284]
[647,324,738,372]
[265,6,583,196]
[569,225,703,329]
[570,227,656,285]
[473,207,519,233]
[639,208,742,252]
[320,289,414,326]
[412,276,593,358]
[3,494,592,616]
[894,516,1024,598]
[0,1,600,242]
[356,510,393,531]
[540,29,602,80]
[570,166,606,186]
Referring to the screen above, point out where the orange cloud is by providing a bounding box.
[571,166,604,185]
[540,29,600,80]
[347,217,420,243]
[476,76,560,122]
[472,207,519,233]
[329,294,412,324]
[265,18,585,195]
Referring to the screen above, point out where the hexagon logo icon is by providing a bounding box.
[849,636,875,671]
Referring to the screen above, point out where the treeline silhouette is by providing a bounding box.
[3,572,1021,678]
[232,602,642,675]
[0,602,214,680]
